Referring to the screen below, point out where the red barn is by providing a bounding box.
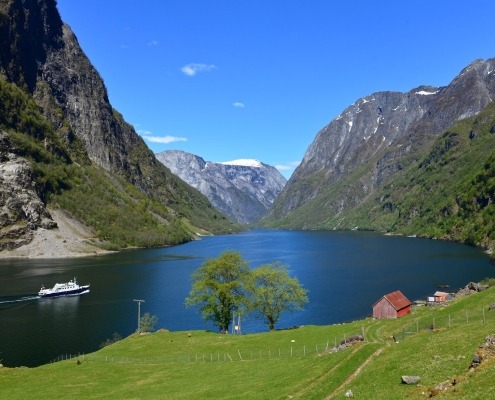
[372,290,411,319]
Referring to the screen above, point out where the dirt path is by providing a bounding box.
[324,347,384,399]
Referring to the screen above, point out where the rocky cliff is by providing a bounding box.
[0,132,55,250]
[1,0,166,191]
[156,150,286,224]
[0,0,236,253]
[265,58,495,229]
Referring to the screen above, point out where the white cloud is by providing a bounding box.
[233,102,245,108]
[142,135,188,144]
[147,40,159,46]
[181,63,217,77]
[275,161,301,171]
[136,129,188,144]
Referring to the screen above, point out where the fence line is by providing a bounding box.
[394,302,495,342]
[51,305,495,365]
[50,330,365,365]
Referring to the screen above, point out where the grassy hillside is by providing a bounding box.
[351,101,495,249]
[2,286,495,399]
[263,101,495,252]
[0,78,238,250]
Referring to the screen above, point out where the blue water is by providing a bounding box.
[0,229,493,367]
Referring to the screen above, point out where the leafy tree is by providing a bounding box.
[250,262,308,331]
[185,251,251,333]
[139,312,158,333]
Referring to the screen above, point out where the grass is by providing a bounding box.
[2,287,495,399]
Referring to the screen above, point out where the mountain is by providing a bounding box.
[263,58,495,249]
[156,150,286,224]
[0,0,237,253]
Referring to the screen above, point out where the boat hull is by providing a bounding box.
[38,285,90,298]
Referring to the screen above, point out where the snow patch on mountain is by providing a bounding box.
[156,151,286,224]
[220,159,263,168]
[415,90,439,95]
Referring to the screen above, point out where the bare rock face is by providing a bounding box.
[270,58,495,225]
[0,133,56,250]
[156,150,286,224]
[0,0,196,202]
[0,0,235,253]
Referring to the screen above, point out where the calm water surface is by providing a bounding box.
[0,229,493,367]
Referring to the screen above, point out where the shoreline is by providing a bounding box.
[0,208,113,259]
[2,217,494,260]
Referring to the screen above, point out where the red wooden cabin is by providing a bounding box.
[372,290,411,319]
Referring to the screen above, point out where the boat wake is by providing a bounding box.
[0,295,40,305]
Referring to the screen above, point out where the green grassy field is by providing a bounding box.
[2,287,495,399]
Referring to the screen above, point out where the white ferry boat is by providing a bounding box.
[38,277,90,298]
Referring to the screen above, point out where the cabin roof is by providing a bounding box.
[374,290,411,311]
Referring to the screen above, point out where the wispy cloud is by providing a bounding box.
[181,63,217,77]
[137,129,188,144]
[143,135,188,144]
[147,40,159,46]
[275,161,301,171]
[233,102,245,108]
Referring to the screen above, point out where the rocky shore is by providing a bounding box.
[0,208,111,259]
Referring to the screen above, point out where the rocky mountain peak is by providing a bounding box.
[156,150,286,224]
[269,57,495,225]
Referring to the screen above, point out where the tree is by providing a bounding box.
[185,251,251,333]
[139,312,158,333]
[250,262,308,331]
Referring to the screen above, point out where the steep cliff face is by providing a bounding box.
[267,58,495,227]
[156,150,286,224]
[1,0,155,186]
[0,0,236,252]
[0,132,55,250]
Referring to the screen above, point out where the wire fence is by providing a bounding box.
[394,301,495,342]
[51,329,366,365]
[51,302,495,365]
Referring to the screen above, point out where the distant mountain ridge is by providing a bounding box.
[263,58,495,249]
[156,150,286,224]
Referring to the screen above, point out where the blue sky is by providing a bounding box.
[57,1,495,179]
